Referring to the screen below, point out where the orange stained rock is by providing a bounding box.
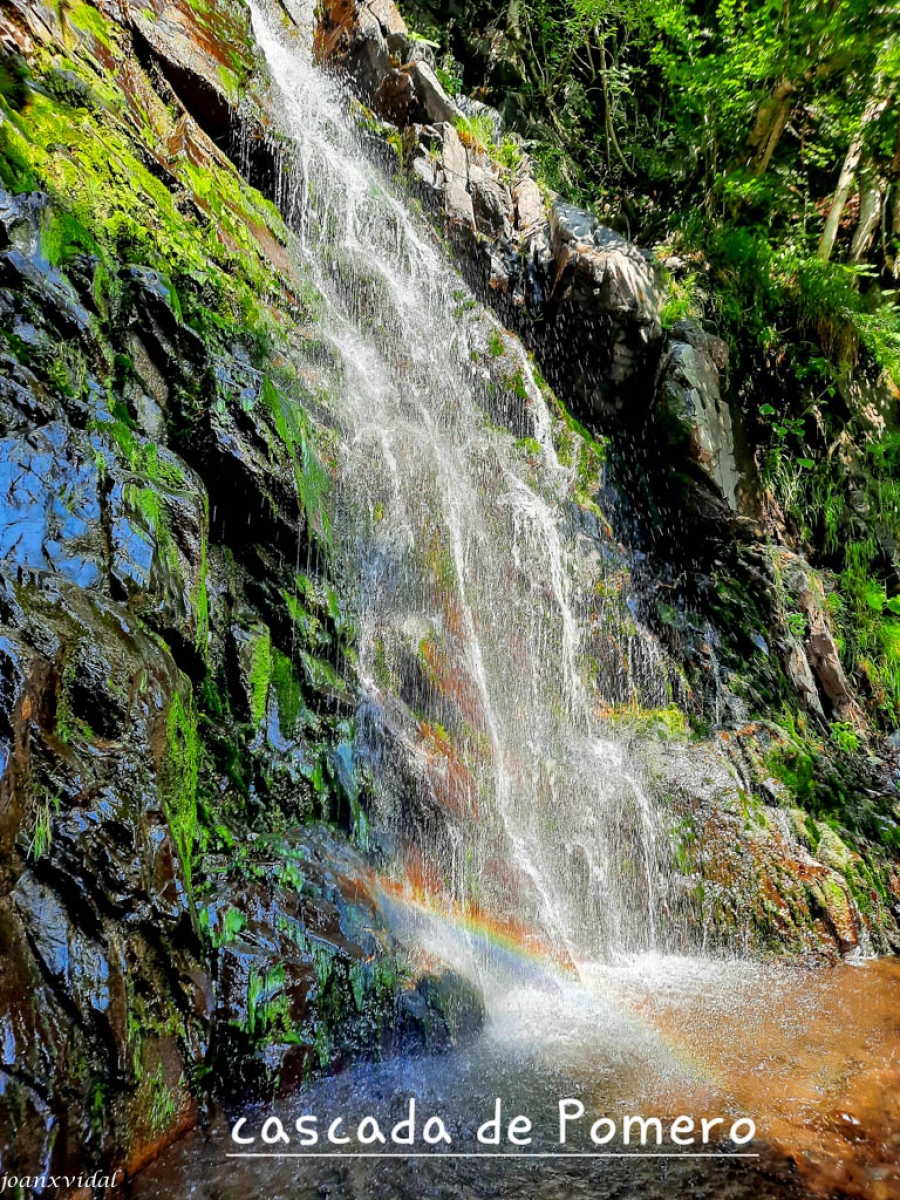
[417,720,479,820]
[419,638,484,726]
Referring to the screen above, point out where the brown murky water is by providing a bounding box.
[629,956,900,1198]
[128,956,900,1199]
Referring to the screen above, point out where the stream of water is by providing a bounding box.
[128,6,900,1196]
[246,0,671,972]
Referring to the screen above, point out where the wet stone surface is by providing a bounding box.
[0,0,481,1172]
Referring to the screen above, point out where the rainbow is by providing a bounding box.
[375,877,722,1092]
[375,876,578,981]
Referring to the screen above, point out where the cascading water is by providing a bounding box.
[246,0,674,981]
[124,12,900,1200]
[99,9,900,1197]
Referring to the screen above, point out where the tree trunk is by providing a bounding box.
[818,96,890,262]
[746,80,795,176]
[849,178,883,262]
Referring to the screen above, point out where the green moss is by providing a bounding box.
[198,672,227,719]
[766,739,816,804]
[90,419,186,492]
[199,904,246,949]
[603,703,690,739]
[164,688,200,893]
[54,652,100,745]
[283,590,326,650]
[66,2,116,49]
[146,1064,178,1135]
[245,961,307,1046]
[216,62,240,98]
[247,626,273,728]
[130,484,162,532]
[0,120,35,191]
[516,436,542,458]
[487,329,505,357]
[126,482,185,586]
[180,0,258,93]
[262,378,332,549]
[41,206,98,266]
[829,721,860,755]
[0,70,292,359]
[299,651,344,695]
[87,1076,109,1140]
[271,648,307,736]
[505,367,528,402]
[193,505,210,649]
[0,50,29,112]
[821,873,851,915]
[371,635,393,690]
[526,365,608,512]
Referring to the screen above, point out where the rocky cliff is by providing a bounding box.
[0,0,481,1180]
[312,0,900,949]
[0,0,897,1187]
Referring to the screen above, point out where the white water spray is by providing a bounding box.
[248,0,673,971]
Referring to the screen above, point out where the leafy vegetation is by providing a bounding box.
[400,0,900,857]
[28,794,59,861]
[407,0,900,402]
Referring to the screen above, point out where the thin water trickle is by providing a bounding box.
[248,0,670,975]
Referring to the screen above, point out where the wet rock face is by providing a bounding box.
[316,0,411,103]
[543,212,663,420]
[426,140,665,425]
[127,0,244,143]
[0,571,207,1179]
[650,740,900,959]
[655,320,742,511]
[315,0,891,728]
[208,826,483,1102]
[312,0,900,948]
[0,0,484,1179]
[0,208,209,1174]
[772,552,856,722]
[315,1,668,428]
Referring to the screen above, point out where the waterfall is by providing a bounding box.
[247,0,673,976]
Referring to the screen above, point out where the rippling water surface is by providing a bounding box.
[129,956,900,1199]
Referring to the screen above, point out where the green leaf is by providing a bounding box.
[864,582,887,612]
